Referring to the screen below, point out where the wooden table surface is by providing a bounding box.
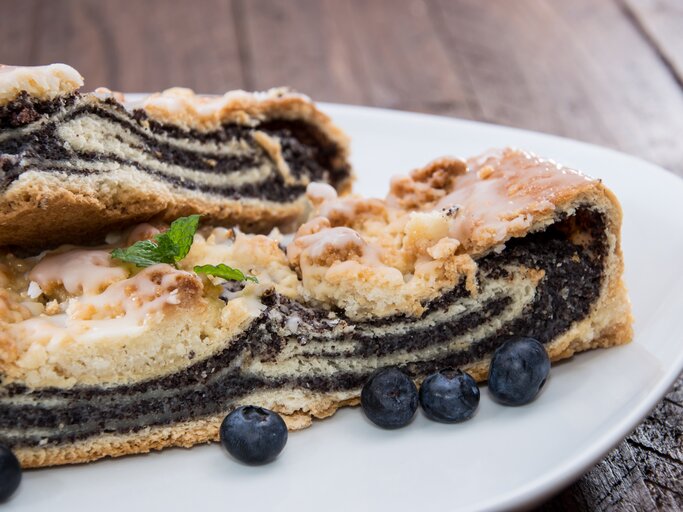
[1,0,682,509]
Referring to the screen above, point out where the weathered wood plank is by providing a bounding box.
[0,0,37,64]
[240,0,474,115]
[427,0,683,176]
[235,0,368,104]
[6,0,243,92]
[622,0,683,87]
[540,377,683,511]
[325,0,475,115]
[235,0,366,103]
[27,0,116,87]
[539,441,659,511]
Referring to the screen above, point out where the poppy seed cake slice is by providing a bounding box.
[0,149,632,468]
[0,64,352,248]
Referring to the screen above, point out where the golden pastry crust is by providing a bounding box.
[0,169,310,248]
[128,86,350,151]
[0,64,349,150]
[0,64,352,248]
[387,148,599,255]
[288,148,620,321]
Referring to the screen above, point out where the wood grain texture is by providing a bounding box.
[1,0,244,91]
[239,0,475,114]
[623,0,683,87]
[0,0,37,64]
[428,0,683,176]
[0,0,682,509]
[234,0,368,103]
[539,378,683,511]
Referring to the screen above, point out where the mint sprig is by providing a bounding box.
[111,215,257,283]
[194,263,258,283]
[165,214,201,262]
[112,214,201,268]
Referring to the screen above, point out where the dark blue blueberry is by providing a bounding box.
[0,444,21,502]
[361,367,418,429]
[419,369,480,423]
[220,406,288,464]
[488,337,550,406]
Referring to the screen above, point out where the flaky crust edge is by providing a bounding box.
[0,171,311,247]
[15,396,360,468]
[0,88,352,248]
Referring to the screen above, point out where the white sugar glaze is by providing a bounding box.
[29,250,127,295]
[0,63,83,104]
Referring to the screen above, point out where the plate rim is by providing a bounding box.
[323,102,683,510]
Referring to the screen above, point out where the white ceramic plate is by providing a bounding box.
[7,104,683,512]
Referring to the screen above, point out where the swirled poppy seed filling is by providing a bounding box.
[0,208,606,450]
[0,94,349,201]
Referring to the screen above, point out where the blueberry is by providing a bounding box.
[361,367,418,429]
[220,406,288,464]
[419,369,480,423]
[488,337,551,406]
[0,444,21,502]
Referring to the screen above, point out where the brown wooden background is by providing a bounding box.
[1,0,682,509]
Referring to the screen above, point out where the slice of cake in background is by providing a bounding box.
[0,149,632,468]
[0,64,352,248]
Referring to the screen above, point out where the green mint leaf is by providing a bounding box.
[166,214,201,263]
[111,240,174,268]
[111,214,201,268]
[194,264,258,283]
[151,234,180,264]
